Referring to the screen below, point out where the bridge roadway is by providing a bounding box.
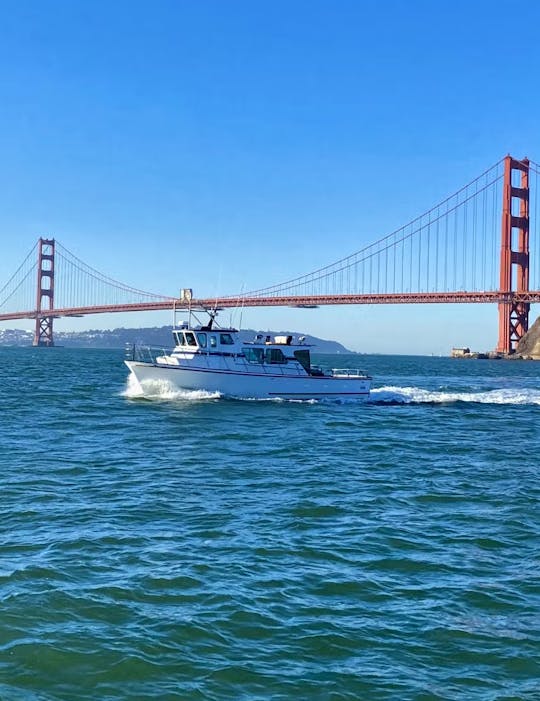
[1,291,540,322]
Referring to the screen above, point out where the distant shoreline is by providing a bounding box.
[0,326,355,354]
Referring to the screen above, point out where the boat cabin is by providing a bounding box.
[171,324,314,373]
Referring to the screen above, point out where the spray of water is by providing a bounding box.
[371,386,540,405]
[122,375,540,406]
[122,375,221,401]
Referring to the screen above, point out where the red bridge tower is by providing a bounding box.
[33,238,56,347]
[496,156,530,355]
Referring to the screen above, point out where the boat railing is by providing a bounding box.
[232,356,306,376]
[331,368,371,378]
[125,343,173,364]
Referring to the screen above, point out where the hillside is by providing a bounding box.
[0,326,355,354]
[516,315,540,358]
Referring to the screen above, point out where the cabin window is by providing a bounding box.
[209,335,217,348]
[184,331,197,347]
[220,333,234,345]
[243,347,264,363]
[196,333,207,348]
[294,349,311,372]
[174,332,183,345]
[265,348,287,364]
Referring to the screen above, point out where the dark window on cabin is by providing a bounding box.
[265,348,287,364]
[197,333,207,348]
[294,349,311,372]
[243,347,264,363]
[220,333,234,345]
[174,332,183,345]
[210,335,217,348]
[184,332,197,347]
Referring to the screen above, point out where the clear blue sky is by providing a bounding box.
[1,0,539,353]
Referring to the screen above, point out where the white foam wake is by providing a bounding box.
[122,375,221,401]
[371,385,540,405]
[121,375,540,406]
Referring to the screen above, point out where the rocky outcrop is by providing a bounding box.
[516,316,540,358]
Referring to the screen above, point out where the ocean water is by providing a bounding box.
[1,348,539,700]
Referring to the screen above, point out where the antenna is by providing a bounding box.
[230,283,246,330]
[238,284,246,330]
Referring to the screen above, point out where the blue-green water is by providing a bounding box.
[1,349,539,700]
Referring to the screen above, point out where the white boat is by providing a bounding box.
[125,315,371,400]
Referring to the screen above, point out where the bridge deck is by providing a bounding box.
[2,291,540,321]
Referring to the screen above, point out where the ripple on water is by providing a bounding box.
[1,350,539,699]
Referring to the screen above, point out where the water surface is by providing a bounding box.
[1,349,539,700]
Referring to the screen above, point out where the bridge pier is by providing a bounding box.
[496,156,530,355]
[33,238,55,347]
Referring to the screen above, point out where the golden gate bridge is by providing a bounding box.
[1,155,539,355]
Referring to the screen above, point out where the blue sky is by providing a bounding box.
[1,0,539,353]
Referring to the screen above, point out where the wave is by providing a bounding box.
[371,385,540,405]
[122,375,221,401]
[122,375,540,406]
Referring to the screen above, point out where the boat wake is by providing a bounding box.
[122,375,540,406]
[122,375,222,401]
[370,386,540,406]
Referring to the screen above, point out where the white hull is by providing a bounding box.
[125,360,371,399]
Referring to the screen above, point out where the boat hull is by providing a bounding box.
[125,361,371,399]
